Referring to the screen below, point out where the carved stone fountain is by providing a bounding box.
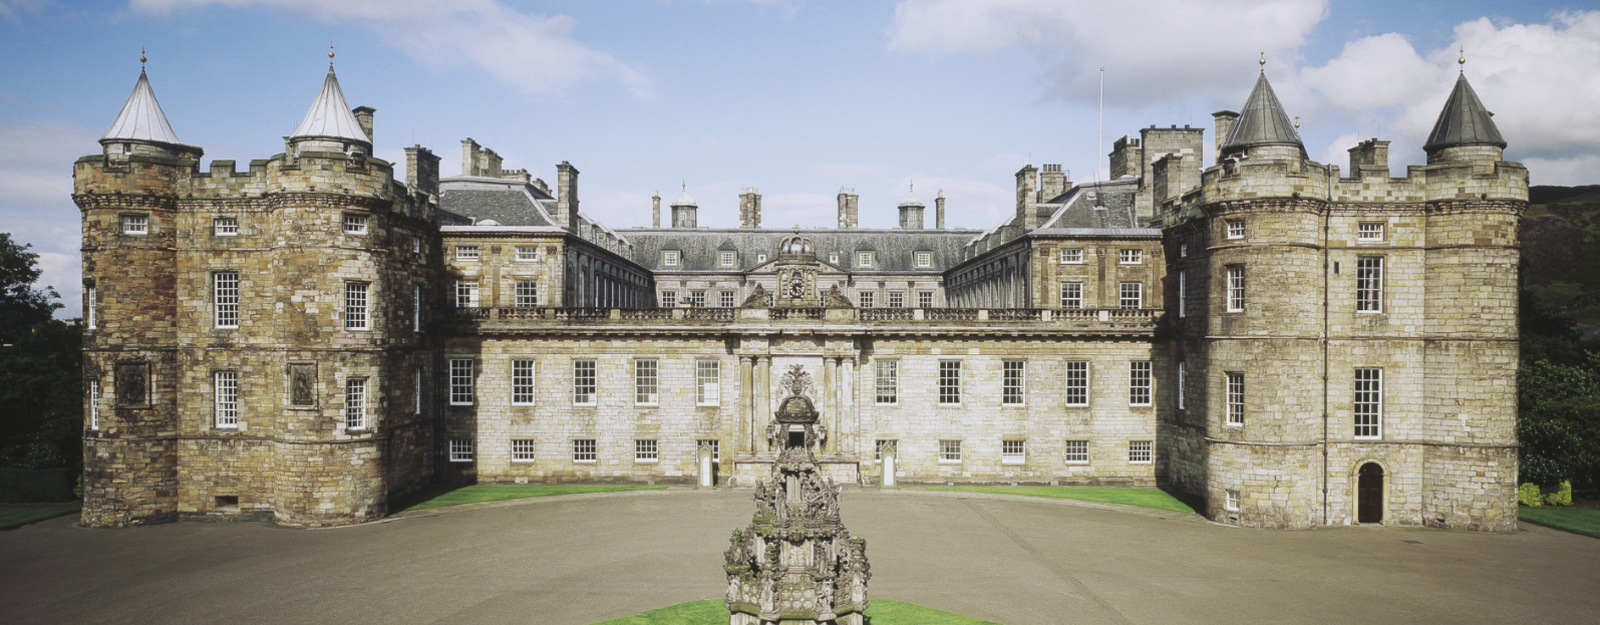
[725,364,870,625]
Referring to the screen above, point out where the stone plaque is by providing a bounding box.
[115,362,147,407]
[289,364,316,406]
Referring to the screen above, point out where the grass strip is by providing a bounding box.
[588,598,1002,625]
[1519,506,1600,538]
[924,486,1199,514]
[0,503,80,531]
[397,484,667,512]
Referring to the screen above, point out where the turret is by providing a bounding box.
[285,64,370,162]
[1217,72,1303,162]
[671,185,698,228]
[99,64,202,163]
[1422,72,1506,165]
[897,184,924,229]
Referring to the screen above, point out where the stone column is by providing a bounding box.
[823,357,837,454]
[843,356,857,456]
[757,357,771,449]
[739,356,754,453]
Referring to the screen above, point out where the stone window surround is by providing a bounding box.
[635,358,659,405]
[1177,271,1186,318]
[1177,361,1187,411]
[1063,360,1090,407]
[448,438,473,463]
[917,291,934,309]
[1226,219,1246,239]
[120,213,148,235]
[511,359,536,406]
[213,271,240,329]
[511,439,536,462]
[1119,282,1143,309]
[1356,256,1384,313]
[213,215,238,236]
[1129,361,1152,406]
[696,360,720,406]
[1225,265,1245,313]
[572,438,597,463]
[874,359,898,405]
[1059,248,1084,264]
[1225,372,1245,426]
[573,359,598,406]
[85,284,96,330]
[1225,489,1241,511]
[634,439,658,463]
[1064,440,1089,464]
[344,282,369,331]
[213,370,239,429]
[1354,367,1383,440]
[344,377,368,430]
[1002,360,1026,407]
[938,439,962,463]
[1357,222,1385,242]
[448,358,474,406]
[514,246,538,261]
[937,359,961,405]
[1001,439,1026,465]
[1128,440,1153,464]
[88,379,100,431]
[455,244,480,261]
[341,213,368,235]
[1060,282,1083,309]
[1119,249,1142,264]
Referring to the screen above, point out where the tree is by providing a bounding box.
[0,233,80,469]
[0,233,62,345]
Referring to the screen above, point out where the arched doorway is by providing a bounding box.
[1358,462,1384,524]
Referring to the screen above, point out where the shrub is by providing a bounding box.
[1518,482,1543,507]
[1544,480,1573,507]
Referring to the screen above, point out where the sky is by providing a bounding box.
[3,0,1599,319]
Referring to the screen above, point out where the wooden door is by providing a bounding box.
[1358,463,1383,524]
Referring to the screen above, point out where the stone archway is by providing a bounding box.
[1358,462,1384,524]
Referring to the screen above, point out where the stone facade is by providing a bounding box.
[78,64,1522,532]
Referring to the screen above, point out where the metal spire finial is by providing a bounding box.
[909,180,913,193]
[139,47,146,68]
[1293,116,1301,130]
[328,43,335,67]
[1458,46,1466,73]
[1259,50,1266,72]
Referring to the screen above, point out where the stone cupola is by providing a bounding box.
[897,183,925,229]
[671,185,698,228]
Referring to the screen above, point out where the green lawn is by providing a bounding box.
[589,599,1002,625]
[0,503,80,530]
[395,484,667,512]
[924,486,1200,514]
[1520,506,1600,538]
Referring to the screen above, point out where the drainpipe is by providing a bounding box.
[1322,166,1332,525]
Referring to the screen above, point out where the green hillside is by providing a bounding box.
[1524,185,1600,348]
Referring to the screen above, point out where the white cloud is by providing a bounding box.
[888,0,1328,106]
[0,119,98,319]
[130,0,649,97]
[0,0,51,21]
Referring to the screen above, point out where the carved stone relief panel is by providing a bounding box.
[115,362,148,407]
[289,363,317,406]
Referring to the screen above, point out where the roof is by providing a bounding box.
[102,70,187,146]
[672,190,697,207]
[1423,73,1506,151]
[627,228,972,272]
[290,66,369,144]
[1220,73,1302,151]
[899,192,924,207]
[1039,179,1141,230]
[438,178,556,227]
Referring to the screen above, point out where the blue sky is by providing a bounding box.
[3,0,1599,318]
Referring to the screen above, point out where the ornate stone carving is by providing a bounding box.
[289,364,317,406]
[823,285,854,309]
[115,362,147,407]
[741,284,769,308]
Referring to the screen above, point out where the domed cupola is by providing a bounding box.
[671,183,698,228]
[898,182,926,229]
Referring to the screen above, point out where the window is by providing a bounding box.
[887,291,904,308]
[916,251,932,268]
[1358,222,1385,241]
[342,214,367,234]
[1226,489,1240,512]
[1354,368,1383,439]
[874,439,897,463]
[1060,282,1083,309]
[1119,282,1142,309]
[635,359,659,404]
[1226,266,1245,312]
[829,253,839,264]
[1120,249,1142,264]
[661,290,677,308]
[214,371,238,428]
[1177,361,1187,410]
[345,282,369,330]
[939,439,962,463]
[512,359,536,405]
[447,359,475,405]
[875,360,898,405]
[344,378,366,429]
[1002,440,1026,464]
[698,439,721,462]
[1059,248,1083,264]
[857,251,874,267]
[1064,440,1089,464]
[572,439,597,462]
[1002,360,1026,406]
[214,216,238,236]
[1129,361,1152,406]
[663,250,680,267]
[635,439,658,462]
[414,367,423,414]
[413,285,422,332]
[938,360,961,405]
[573,359,597,405]
[720,251,736,267]
[214,271,239,329]
[1064,361,1089,406]
[757,254,767,263]
[917,291,934,308]
[455,280,479,308]
[1128,440,1152,464]
[689,290,706,308]
[859,291,875,308]
[1179,242,1188,258]
[89,380,99,430]
[515,246,537,261]
[1178,270,1187,318]
[122,214,147,235]
[412,238,422,254]
[449,439,473,462]
[1227,219,1245,239]
[455,245,479,261]
[720,290,736,308]
[511,439,536,462]
[86,286,96,329]
[1356,257,1383,312]
[1226,372,1245,426]
[515,280,539,307]
[696,360,720,405]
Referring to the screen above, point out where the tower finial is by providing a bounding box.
[1293,116,1300,130]
[1458,46,1466,73]
[139,47,146,68]
[681,180,686,192]
[329,42,335,66]
[1259,50,1266,72]
[909,179,913,193]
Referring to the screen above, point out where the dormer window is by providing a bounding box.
[757,254,767,263]
[213,216,238,236]
[857,251,875,268]
[829,253,839,264]
[915,251,932,268]
[720,251,736,267]
[663,251,680,267]
[1120,249,1142,264]
[121,214,147,235]
[342,214,367,235]
[1059,248,1083,264]
[456,245,480,261]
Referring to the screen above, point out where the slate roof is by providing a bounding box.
[1220,73,1302,151]
[1424,73,1506,151]
[1039,179,1142,230]
[438,178,556,227]
[625,228,974,272]
[103,70,187,146]
[290,67,369,144]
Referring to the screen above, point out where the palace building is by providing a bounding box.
[76,60,1524,531]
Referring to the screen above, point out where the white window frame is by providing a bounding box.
[515,280,539,308]
[1119,282,1143,309]
[887,291,904,308]
[1357,256,1383,313]
[1002,360,1026,406]
[1128,440,1152,464]
[515,246,537,262]
[1129,361,1152,406]
[449,359,474,406]
[1177,361,1187,410]
[449,439,473,463]
[342,213,367,235]
[1227,219,1245,239]
[696,360,721,406]
[1002,440,1026,465]
[1226,266,1245,313]
[412,238,421,254]
[1354,368,1383,440]
[720,290,736,308]
[1120,249,1142,264]
[122,214,148,235]
[1064,440,1089,464]
[1226,489,1241,512]
[660,290,678,308]
[1060,282,1083,309]
[720,251,736,267]
[688,290,706,308]
[214,371,238,428]
[1179,242,1188,258]
[635,359,659,405]
[635,439,658,463]
[344,282,369,331]
[1226,372,1245,426]
[1064,360,1089,407]
[1059,248,1083,264]
[414,367,423,415]
[89,379,100,430]
[859,291,875,308]
[572,439,597,463]
[939,439,963,463]
[455,245,479,261]
[573,359,597,406]
[511,439,536,462]
[344,378,367,430]
[86,286,96,329]
[756,254,767,263]
[829,253,839,264]
[917,291,934,309]
[857,251,874,267]
[1178,270,1187,318]
[875,360,898,405]
[662,250,680,267]
[874,439,897,463]
[1358,222,1385,242]
[213,215,238,236]
[938,360,962,405]
[511,359,536,406]
[456,280,479,308]
[698,439,721,463]
[214,271,239,329]
[915,251,933,268]
[413,285,422,332]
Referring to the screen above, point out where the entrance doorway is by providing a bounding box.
[1358,462,1384,524]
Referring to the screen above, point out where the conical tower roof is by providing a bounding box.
[1220,73,1302,151]
[290,66,369,144]
[1423,73,1505,151]
[102,70,186,146]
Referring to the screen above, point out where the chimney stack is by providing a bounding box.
[556,161,580,233]
[1039,164,1066,202]
[1347,138,1391,178]
[837,187,859,229]
[404,145,440,196]
[935,190,945,229]
[352,106,375,144]
[739,187,762,228]
[1015,165,1039,231]
[1212,110,1239,164]
[651,191,661,228]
